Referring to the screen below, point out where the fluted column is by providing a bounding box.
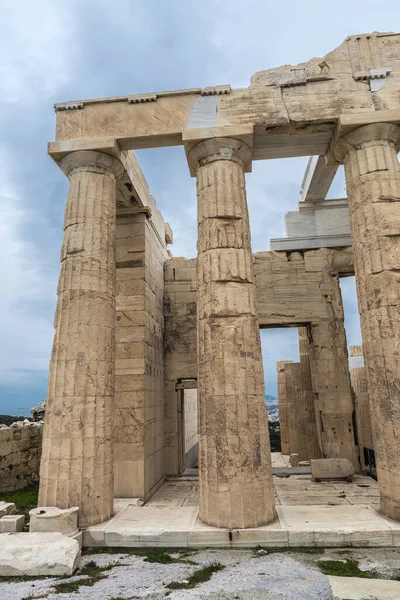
[333,122,400,520]
[39,150,123,528]
[187,137,275,528]
[297,327,323,460]
[276,360,293,455]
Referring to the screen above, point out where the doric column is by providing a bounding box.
[284,362,301,457]
[186,136,276,528]
[276,360,293,455]
[39,150,123,528]
[349,345,373,472]
[297,327,323,460]
[333,122,400,519]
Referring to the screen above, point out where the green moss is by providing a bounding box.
[316,559,379,578]
[83,547,197,565]
[166,561,225,589]
[51,560,122,594]
[144,550,175,564]
[52,574,108,594]
[0,483,39,521]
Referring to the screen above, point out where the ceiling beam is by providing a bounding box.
[300,155,338,202]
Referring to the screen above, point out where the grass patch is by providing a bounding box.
[51,560,122,594]
[0,483,39,521]
[144,549,196,565]
[79,559,123,575]
[166,561,225,590]
[317,559,379,578]
[144,550,176,564]
[83,547,197,565]
[52,575,108,594]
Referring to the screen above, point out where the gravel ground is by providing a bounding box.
[1,547,400,600]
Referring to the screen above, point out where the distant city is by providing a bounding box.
[266,394,279,422]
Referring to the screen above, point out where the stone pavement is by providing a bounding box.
[84,472,400,549]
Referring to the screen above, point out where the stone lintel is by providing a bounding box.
[270,234,352,252]
[326,109,400,165]
[116,206,152,218]
[183,125,253,176]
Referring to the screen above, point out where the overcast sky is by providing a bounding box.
[0,0,397,414]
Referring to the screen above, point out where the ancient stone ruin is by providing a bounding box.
[6,32,399,558]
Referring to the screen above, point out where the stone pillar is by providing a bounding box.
[276,360,293,455]
[284,362,301,457]
[298,327,323,460]
[187,137,275,528]
[308,273,359,468]
[349,345,373,471]
[39,150,123,528]
[333,123,400,519]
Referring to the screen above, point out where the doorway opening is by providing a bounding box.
[259,327,300,453]
[176,379,198,473]
[340,275,376,476]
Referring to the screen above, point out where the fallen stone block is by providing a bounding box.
[29,506,81,548]
[30,506,79,536]
[289,453,299,467]
[0,532,80,576]
[311,458,354,480]
[0,515,25,533]
[329,575,400,599]
[0,502,16,518]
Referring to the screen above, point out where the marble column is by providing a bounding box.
[39,150,123,528]
[187,137,276,528]
[333,122,400,519]
[276,360,293,455]
[297,327,323,460]
[284,362,302,458]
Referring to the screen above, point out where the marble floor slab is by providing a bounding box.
[83,463,399,549]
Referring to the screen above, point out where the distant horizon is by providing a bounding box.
[0,389,280,418]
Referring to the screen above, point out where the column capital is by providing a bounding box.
[276,360,294,372]
[60,150,125,180]
[327,111,400,164]
[183,125,253,176]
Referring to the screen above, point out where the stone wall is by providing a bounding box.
[114,206,169,499]
[163,247,358,472]
[0,421,42,493]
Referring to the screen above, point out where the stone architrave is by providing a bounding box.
[186,136,276,528]
[39,150,124,528]
[276,360,293,455]
[333,122,400,520]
